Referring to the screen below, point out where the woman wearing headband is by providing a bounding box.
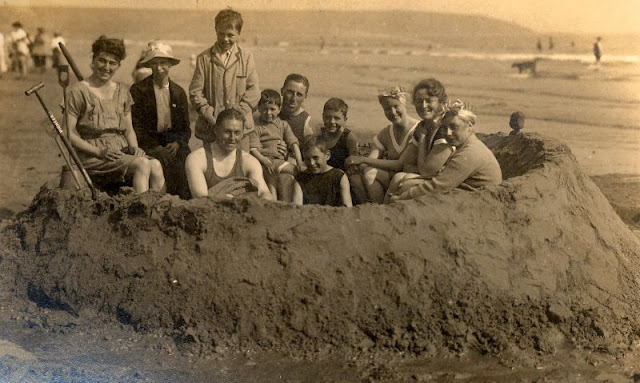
[348,86,419,204]
[388,100,502,201]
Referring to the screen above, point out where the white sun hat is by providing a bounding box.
[138,41,180,67]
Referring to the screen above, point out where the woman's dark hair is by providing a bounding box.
[92,36,126,62]
[412,78,447,104]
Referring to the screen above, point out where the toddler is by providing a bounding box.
[250,89,303,200]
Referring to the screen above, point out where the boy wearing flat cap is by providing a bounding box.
[130,41,191,199]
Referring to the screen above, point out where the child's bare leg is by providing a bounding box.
[149,158,166,192]
[362,167,389,204]
[384,172,412,203]
[397,177,427,194]
[349,173,368,204]
[277,174,294,202]
[130,156,152,193]
[264,173,278,200]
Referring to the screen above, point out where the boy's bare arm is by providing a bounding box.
[292,181,303,205]
[290,143,304,171]
[346,132,359,155]
[340,174,353,207]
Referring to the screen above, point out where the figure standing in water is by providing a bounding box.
[593,36,602,64]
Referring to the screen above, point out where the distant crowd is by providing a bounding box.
[11,8,514,207]
[0,21,65,78]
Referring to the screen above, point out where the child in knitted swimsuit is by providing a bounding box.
[293,136,353,207]
[317,98,359,172]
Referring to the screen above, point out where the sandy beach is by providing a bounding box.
[1,6,640,382]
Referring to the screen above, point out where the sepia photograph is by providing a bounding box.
[0,0,639,381]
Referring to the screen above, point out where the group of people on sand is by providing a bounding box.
[1,21,66,78]
[63,8,503,207]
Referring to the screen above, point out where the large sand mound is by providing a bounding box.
[3,133,640,357]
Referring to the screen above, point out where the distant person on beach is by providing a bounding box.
[548,37,554,50]
[593,37,602,63]
[293,136,352,207]
[10,21,30,78]
[509,111,525,136]
[250,89,303,200]
[65,36,165,194]
[131,42,153,83]
[348,86,419,204]
[189,7,260,150]
[130,41,191,199]
[345,79,451,203]
[31,27,51,73]
[185,108,272,200]
[318,98,359,173]
[536,38,542,52]
[388,100,502,202]
[274,73,314,201]
[50,32,65,69]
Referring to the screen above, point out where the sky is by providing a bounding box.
[4,0,640,35]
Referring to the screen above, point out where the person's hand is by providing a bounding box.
[123,146,146,157]
[346,163,361,176]
[345,156,363,167]
[296,163,305,173]
[100,148,123,162]
[262,159,277,175]
[276,141,287,157]
[205,112,217,127]
[165,142,180,157]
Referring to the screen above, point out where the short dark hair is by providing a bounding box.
[412,78,447,104]
[215,8,243,33]
[259,89,282,107]
[92,36,126,62]
[216,107,245,127]
[283,73,310,94]
[323,98,348,117]
[301,136,328,155]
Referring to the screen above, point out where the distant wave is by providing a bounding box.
[124,39,204,49]
[407,50,640,64]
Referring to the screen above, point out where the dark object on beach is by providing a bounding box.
[509,111,525,135]
[58,42,84,81]
[512,59,539,74]
[548,37,554,50]
[536,38,542,52]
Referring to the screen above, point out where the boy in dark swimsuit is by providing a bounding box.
[293,136,352,207]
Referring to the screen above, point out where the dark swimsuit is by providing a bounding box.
[204,145,245,188]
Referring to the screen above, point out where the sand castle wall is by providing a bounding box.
[3,133,640,356]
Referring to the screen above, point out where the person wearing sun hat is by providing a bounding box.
[130,41,192,199]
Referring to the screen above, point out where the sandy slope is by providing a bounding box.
[3,133,640,363]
